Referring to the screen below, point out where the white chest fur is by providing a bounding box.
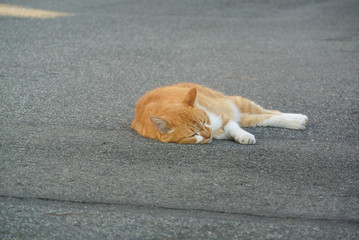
[195,103,223,131]
[195,101,241,131]
[195,102,255,144]
[229,101,241,122]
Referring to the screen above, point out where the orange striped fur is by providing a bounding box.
[131,83,308,144]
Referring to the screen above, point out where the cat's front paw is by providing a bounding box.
[234,131,256,145]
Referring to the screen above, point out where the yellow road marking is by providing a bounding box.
[0,4,74,19]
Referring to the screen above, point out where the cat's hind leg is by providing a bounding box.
[240,113,308,129]
[230,96,308,129]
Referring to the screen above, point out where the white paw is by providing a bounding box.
[234,131,256,145]
[282,113,308,130]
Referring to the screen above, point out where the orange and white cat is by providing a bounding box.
[131,83,308,144]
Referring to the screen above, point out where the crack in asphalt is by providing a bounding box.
[1,194,358,225]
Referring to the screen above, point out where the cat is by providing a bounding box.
[131,83,308,144]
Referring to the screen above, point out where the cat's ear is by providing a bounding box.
[150,116,170,134]
[183,88,197,107]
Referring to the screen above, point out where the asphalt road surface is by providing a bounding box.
[1,0,358,239]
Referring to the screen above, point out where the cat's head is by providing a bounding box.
[150,88,213,144]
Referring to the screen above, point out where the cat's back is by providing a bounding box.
[136,83,229,114]
[137,84,191,105]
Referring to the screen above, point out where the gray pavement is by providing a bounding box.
[1,0,358,239]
